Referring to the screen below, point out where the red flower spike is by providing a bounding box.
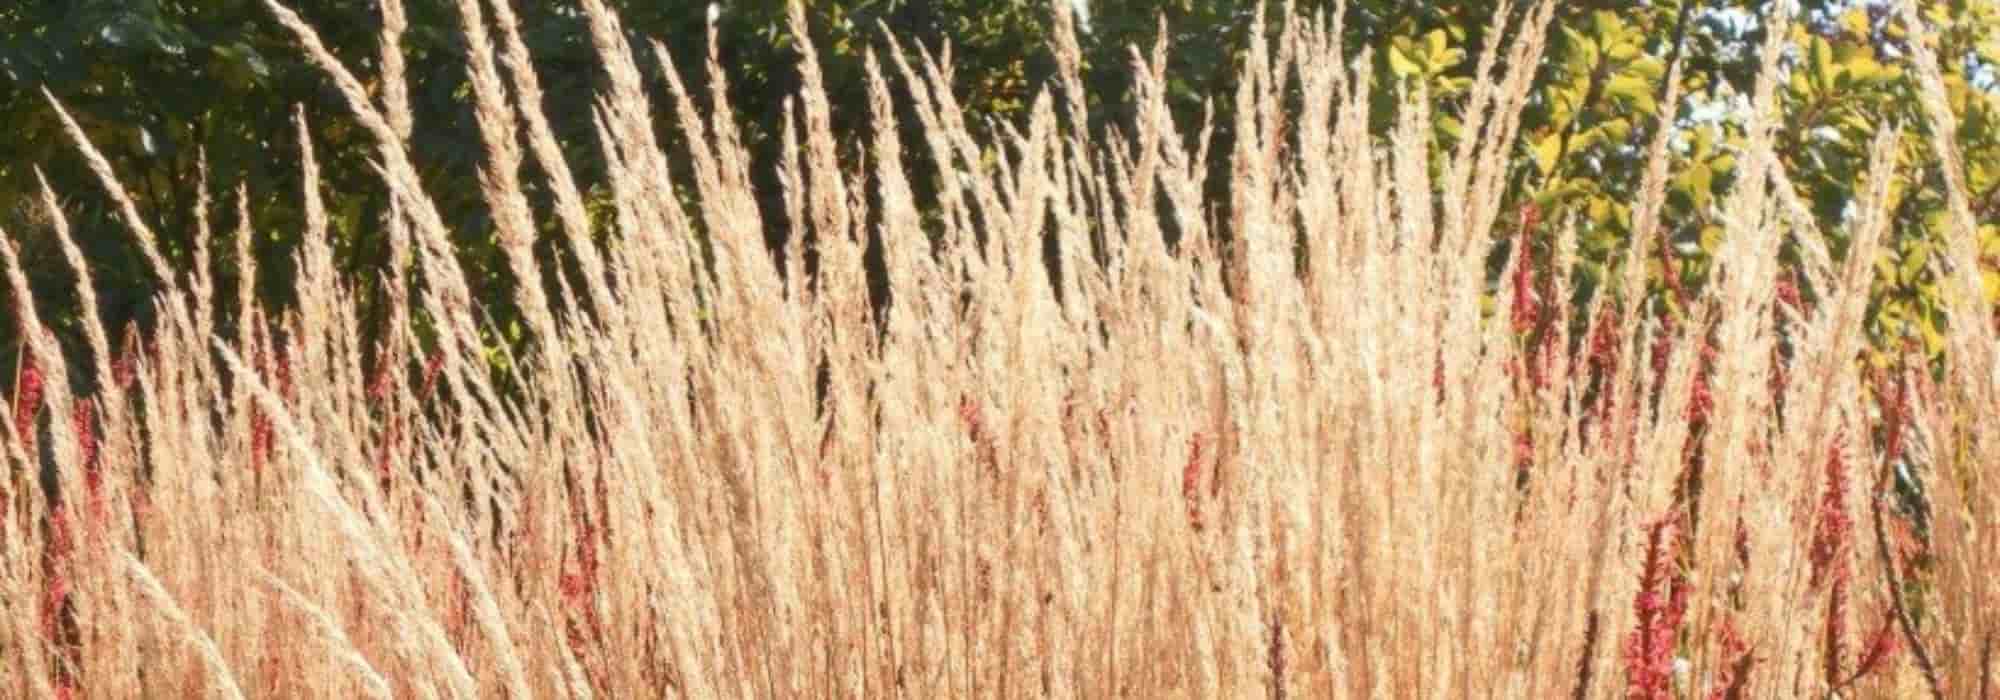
[14,351,43,448]
[74,401,105,529]
[1849,611,1902,684]
[1704,616,1754,700]
[1182,431,1207,531]
[1624,514,1688,700]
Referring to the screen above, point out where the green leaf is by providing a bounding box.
[1699,224,1725,252]
[1533,180,1590,208]
[1531,133,1562,176]
[1438,114,1464,140]
[1627,57,1665,81]
[1588,196,1613,225]
[1839,8,1871,37]
[1600,118,1632,143]
[1901,241,1931,283]
[1812,37,1836,90]
[1590,11,1623,44]
[1605,74,1656,114]
[1847,56,1896,85]
[1678,165,1714,206]
[1387,44,1420,79]
[1560,25,1597,66]
[1919,317,1945,355]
